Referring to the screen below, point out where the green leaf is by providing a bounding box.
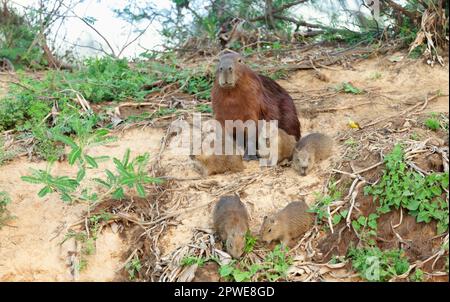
[93,178,112,189]
[21,176,42,184]
[68,147,82,165]
[122,149,131,166]
[76,168,86,182]
[357,216,367,226]
[112,187,125,200]
[417,211,431,223]
[431,186,442,196]
[219,264,234,277]
[233,270,250,282]
[406,199,420,211]
[38,186,52,197]
[60,192,73,203]
[135,183,146,198]
[352,220,361,232]
[84,155,98,168]
[332,214,342,225]
[95,129,109,137]
[53,133,78,149]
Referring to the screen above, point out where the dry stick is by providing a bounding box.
[120,201,212,227]
[332,161,383,179]
[316,63,342,71]
[363,93,447,128]
[327,206,334,234]
[345,181,366,227]
[315,101,375,113]
[115,248,138,273]
[392,208,403,229]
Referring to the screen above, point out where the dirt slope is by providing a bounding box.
[0,53,448,281]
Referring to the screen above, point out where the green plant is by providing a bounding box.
[336,82,364,94]
[125,256,142,280]
[181,256,209,267]
[218,244,292,282]
[94,149,164,201]
[310,181,342,223]
[0,137,15,165]
[347,246,410,281]
[351,213,379,246]
[410,132,421,141]
[365,144,449,234]
[62,230,92,271]
[53,115,116,170]
[0,5,46,68]
[0,191,12,228]
[424,117,440,131]
[410,268,425,282]
[60,211,113,271]
[21,164,79,203]
[409,45,426,59]
[244,232,258,253]
[195,104,213,113]
[369,72,382,80]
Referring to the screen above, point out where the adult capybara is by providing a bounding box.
[211,52,301,148]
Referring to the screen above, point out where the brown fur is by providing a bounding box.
[191,154,244,176]
[260,201,314,247]
[276,129,297,163]
[211,53,301,141]
[292,133,333,176]
[213,195,249,259]
[259,128,297,164]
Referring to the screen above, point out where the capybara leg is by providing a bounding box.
[280,237,293,249]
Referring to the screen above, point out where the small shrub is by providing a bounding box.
[365,144,449,234]
[347,246,410,281]
[424,118,440,131]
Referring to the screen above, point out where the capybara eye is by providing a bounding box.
[228,66,232,71]
[268,228,272,233]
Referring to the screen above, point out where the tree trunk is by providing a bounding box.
[265,0,276,29]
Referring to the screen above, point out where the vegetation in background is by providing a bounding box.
[0,137,15,165]
[0,5,45,67]
[0,56,214,161]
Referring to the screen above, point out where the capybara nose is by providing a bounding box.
[228,66,233,71]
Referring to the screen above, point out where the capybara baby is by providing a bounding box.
[213,195,249,259]
[292,133,333,176]
[260,200,314,247]
[258,128,297,165]
[190,154,244,176]
[211,52,301,148]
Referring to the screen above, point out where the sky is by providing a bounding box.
[9,0,375,59]
[12,0,172,58]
